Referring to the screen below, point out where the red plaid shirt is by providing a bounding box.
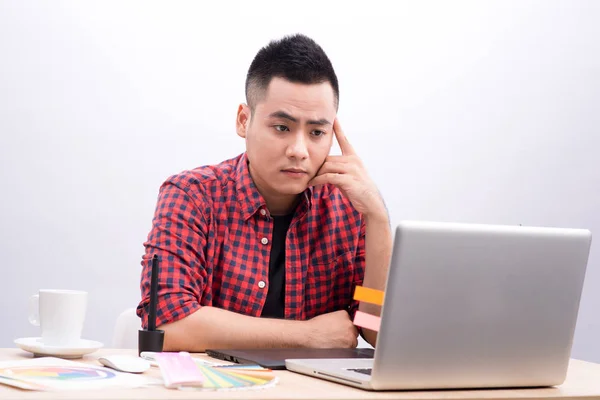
[137,153,365,329]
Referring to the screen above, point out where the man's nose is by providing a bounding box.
[285,132,309,159]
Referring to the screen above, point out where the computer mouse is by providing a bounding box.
[97,355,151,374]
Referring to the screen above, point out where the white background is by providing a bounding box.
[1,0,598,361]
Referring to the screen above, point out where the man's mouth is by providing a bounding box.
[282,168,307,173]
[281,168,308,177]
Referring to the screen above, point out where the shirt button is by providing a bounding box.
[260,209,267,216]
[261,237,269,245]
[258,280,266,289]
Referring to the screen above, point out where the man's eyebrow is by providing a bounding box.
[306,118,332,126]
[268,111,332,126]
[269,111,297,123]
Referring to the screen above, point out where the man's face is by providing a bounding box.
[236,77,336,198]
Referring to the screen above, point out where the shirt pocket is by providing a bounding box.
[305,250,355,318]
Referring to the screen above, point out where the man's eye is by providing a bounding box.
[274,125,289,132]
[311,130,325,137]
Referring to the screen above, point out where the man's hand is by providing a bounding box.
[309,119,386,219]
[304,310,359,348]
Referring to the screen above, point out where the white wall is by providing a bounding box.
[1,0,598,360]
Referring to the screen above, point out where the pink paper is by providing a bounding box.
[353,311,381,332]
[154,352,204,388]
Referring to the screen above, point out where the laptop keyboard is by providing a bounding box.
[347,368,372,376]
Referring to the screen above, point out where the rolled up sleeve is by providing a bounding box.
[136,180,209,329]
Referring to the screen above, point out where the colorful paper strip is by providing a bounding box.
[353,286,384,306]
[353,310,381,332]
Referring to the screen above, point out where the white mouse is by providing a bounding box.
[98,355,151,374]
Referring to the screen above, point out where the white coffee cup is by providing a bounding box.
[28,289,88,346]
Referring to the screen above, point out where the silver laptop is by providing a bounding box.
[286,221,592,391]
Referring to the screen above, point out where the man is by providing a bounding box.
[137,34,392,351]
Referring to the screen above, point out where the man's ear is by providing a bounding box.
[236,104,251,138]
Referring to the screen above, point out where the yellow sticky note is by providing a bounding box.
[353,311,381,332]
[354,286,384,306]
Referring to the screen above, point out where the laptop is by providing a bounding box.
[285,221,592,391]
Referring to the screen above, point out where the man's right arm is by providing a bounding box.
[159,306,358,352]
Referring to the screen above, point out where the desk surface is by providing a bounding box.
[1,348,600,400]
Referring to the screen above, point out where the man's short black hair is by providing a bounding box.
[245,33,339,111]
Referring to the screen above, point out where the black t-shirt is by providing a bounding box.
[261,213,294,319]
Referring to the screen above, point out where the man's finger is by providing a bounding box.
[309,172,347,187]
[333,119,356,156]
[325,155,353,163]
[317,161,350,175]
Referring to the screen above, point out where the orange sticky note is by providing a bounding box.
[353,311,381,332]
[353,286,384,306]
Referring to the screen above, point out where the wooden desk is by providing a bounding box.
[1,348,599,399]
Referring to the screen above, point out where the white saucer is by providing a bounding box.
[14,337,104,359]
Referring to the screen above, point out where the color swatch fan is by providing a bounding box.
[191,364,278,391]
[154,351,277,391]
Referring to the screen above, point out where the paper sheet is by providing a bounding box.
[0,357,156,391]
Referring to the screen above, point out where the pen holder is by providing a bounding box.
[138,329,164,356]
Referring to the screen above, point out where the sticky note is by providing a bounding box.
[354,286,384,306]
[353,311,381,332]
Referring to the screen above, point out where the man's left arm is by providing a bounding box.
[359,211,392,346]
[309,119,393,347]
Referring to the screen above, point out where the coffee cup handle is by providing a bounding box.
[28,294,40,326]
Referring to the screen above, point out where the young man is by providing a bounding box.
[137,34,392,351]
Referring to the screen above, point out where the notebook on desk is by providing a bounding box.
[205,347,374,370]
[286,221,592,391]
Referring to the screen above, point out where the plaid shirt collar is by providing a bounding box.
[235,152,314,221]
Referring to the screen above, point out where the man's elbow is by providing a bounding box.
[156,313,209,352]
[156,321,193,352]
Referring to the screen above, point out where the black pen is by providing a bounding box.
[148,254,159,331]
[138,253,164,355]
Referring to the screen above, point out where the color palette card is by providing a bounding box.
[145,352,278,391]
[0,357,156,391]
[181,364,278,391]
